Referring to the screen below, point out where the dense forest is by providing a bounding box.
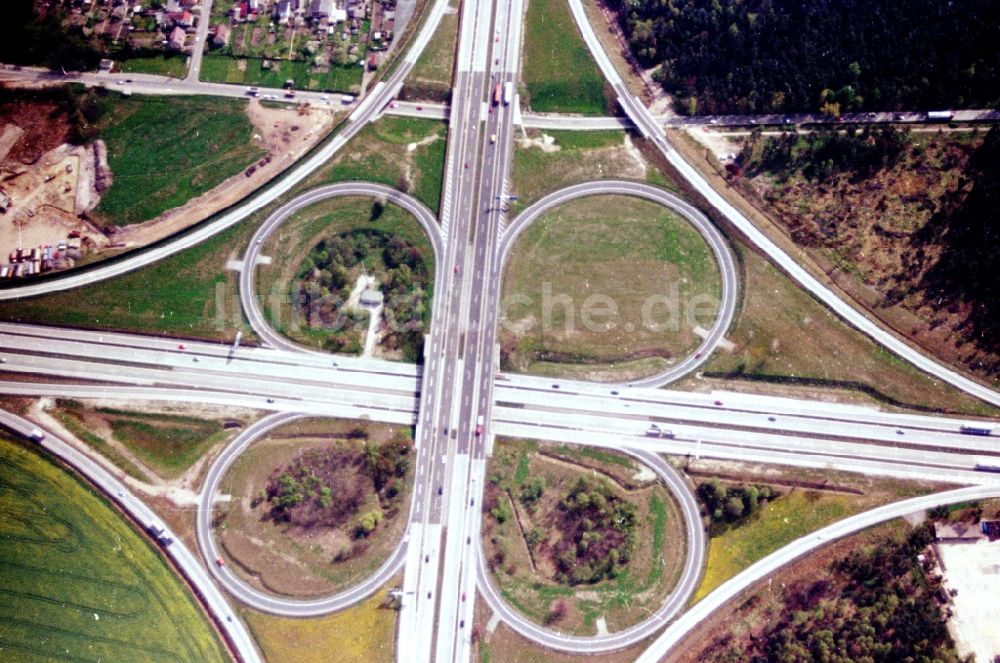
[553,476,638,584]
[604,0,1000,114]
[3,0,104,72]
[712,525,962,662]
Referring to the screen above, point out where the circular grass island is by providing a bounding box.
[254,196,435,362]
[481,439,688,635]
[214,418,414,598]
[500,195,723,381]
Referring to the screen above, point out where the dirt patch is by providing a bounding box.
[0,124,25,162]
[685,127,742,161]
[0,98,74,164]
[517,133,561,153]
[217,420,413,598]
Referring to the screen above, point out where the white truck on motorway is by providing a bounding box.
[503,82,513,106]
[926,110,954,121]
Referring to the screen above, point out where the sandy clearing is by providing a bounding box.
[684,126,742,161]
[518,132,560,152]
[936,540,1000,662]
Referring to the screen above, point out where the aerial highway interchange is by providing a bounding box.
[1,0,1000,662]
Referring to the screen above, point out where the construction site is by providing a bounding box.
[0,121,109,277]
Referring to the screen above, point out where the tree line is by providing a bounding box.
[604,0,1000,115]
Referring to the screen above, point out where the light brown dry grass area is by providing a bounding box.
[698,240,999,416]
[242,574,399,663]
[665,519,910,663]
[216,418,412,598]
[115,102,340,246]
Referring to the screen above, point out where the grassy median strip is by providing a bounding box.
[405,3,459,100]
[0,218,256,341]
[0,435,228,662]
[521,0,608,114]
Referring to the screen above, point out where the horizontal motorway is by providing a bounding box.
[2,324,999,488]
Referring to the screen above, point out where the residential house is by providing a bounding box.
[275,0,293,23]
[212,23,231,46]
[309,0,333,17]
[168,25,187,49]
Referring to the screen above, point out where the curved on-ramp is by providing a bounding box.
[476,447,706,653]
[500,180,738,387]
[196,412,410,616]
[239,182,446,353]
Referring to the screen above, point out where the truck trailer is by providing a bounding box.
[926,111,954,121]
